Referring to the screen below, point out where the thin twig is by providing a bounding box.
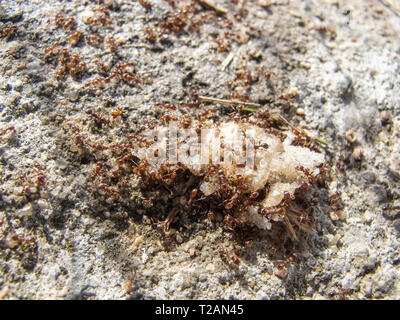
[199,96,328,146]
[276,114,329,146]
[283,216,298,241]
[196,0,228,15]
[379,0,400,17]
[220,52,235,71]
[198,96,262,108]
[241,107,260,112]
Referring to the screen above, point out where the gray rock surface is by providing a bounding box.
[0,0,399,299]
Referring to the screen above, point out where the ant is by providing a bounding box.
[219,249,241,267]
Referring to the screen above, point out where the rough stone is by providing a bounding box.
[0,0,399,300]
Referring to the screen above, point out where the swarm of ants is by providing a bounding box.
[61,96,330,268]
[51,0,332,273]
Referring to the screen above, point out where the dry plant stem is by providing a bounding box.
[276,114,329,146]
[198,96,262,108]
[199,96,328,146]
[287,210,313,233]
[379,0,400,17]
[196,0,228,15]
[283,216,298,241]
[220,52,235,71]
